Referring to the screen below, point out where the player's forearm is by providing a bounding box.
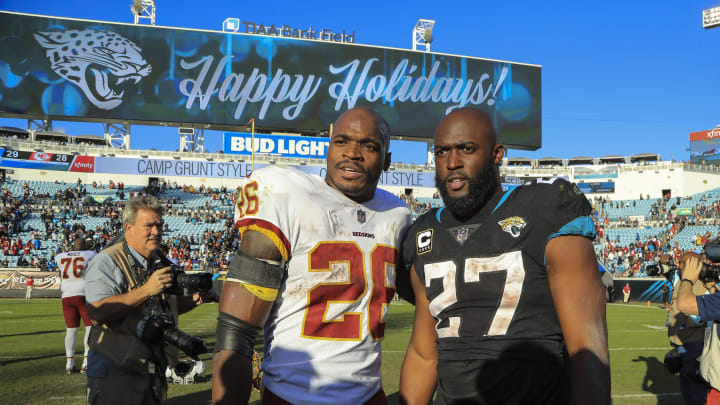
[567,298,610,405]
[87,285,151,324]
[569,348,611,405]
[399,349,437,405]
[212,350,254,405]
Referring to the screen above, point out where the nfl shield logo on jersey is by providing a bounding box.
[498,216,527,238]
[356,209,366,224]
[456,227,468,243]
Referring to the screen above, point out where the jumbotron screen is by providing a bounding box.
[0,11,542,149]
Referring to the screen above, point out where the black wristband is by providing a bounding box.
[681,279,695,285]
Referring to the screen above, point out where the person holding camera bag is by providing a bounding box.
[85,196,217,405]
[678,239,720,405]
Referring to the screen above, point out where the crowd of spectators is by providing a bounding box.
[1,177,718,279]
[398,191,442,216]
[591,193,720,277]
[0,179,238,272]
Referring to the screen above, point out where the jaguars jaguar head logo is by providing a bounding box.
[498,216,527,238]
[33,29,152,110]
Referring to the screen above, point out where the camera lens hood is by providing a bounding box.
[705,239,720,263]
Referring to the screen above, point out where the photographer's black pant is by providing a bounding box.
[679,341,708,405]
[86,367,161,405]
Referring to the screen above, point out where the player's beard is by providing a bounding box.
[435,160,500,222]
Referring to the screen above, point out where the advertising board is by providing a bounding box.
[0,11,541,148]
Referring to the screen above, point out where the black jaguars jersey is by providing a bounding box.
[402,178,595,363]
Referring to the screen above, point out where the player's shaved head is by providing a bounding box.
[435,107,497,150]
[73,238,88,251]
[333,107,391,152]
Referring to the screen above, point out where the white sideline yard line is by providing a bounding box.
[612,393,681,398]
[383,347,669,353]
[608,303,667,309]
[609,330,666,332]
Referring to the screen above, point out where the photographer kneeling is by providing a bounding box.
[678,239,720,405]
[85,196,217,405]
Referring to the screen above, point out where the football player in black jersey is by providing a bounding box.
[398,108,610,405]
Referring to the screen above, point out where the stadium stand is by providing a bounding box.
[2,174,716,279]
[0,129,717,278]
[0,179,238,271]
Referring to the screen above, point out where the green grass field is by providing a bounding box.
[0,299,682,404]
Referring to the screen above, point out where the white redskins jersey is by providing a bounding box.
[233,166,412,405]
[56,250,97,298]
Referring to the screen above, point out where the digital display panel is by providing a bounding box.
[0,11,542,149]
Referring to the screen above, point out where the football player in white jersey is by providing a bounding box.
[55,238,97,374]
[212,107,413,405]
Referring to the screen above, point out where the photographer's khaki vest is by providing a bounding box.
[88,243,176,375]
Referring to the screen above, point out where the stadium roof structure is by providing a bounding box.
[506,157,534,166]
[0,127,30,139]
[537,157,564,166]
[630,153,661,163]
[72,134,108,146]
[567,156,596,166]
[34,131,69,143]
[598,155,627,164]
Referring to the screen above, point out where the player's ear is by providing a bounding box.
[383,152,392,171]
[493,144,505,165]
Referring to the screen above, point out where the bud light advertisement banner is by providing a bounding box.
[0,12,541,148]
[223,133,330,158]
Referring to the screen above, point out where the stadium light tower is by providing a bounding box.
[413,19,435,52]
[703,6,720,29]
[130,0,156,25]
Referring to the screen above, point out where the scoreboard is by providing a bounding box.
[2,150,73,164]
[0,149,94,172]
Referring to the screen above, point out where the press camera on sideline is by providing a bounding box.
[697,239,720,282]
[164,265,214,296]
[136,308,207,360]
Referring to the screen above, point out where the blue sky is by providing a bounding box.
[1,0,719,164]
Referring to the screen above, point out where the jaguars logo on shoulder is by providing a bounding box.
[416,229,433,255]
[498,216,526,238]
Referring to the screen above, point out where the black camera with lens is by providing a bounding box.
[136,309,207,360]
[698,239,720,282]
[160,263,213,296]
